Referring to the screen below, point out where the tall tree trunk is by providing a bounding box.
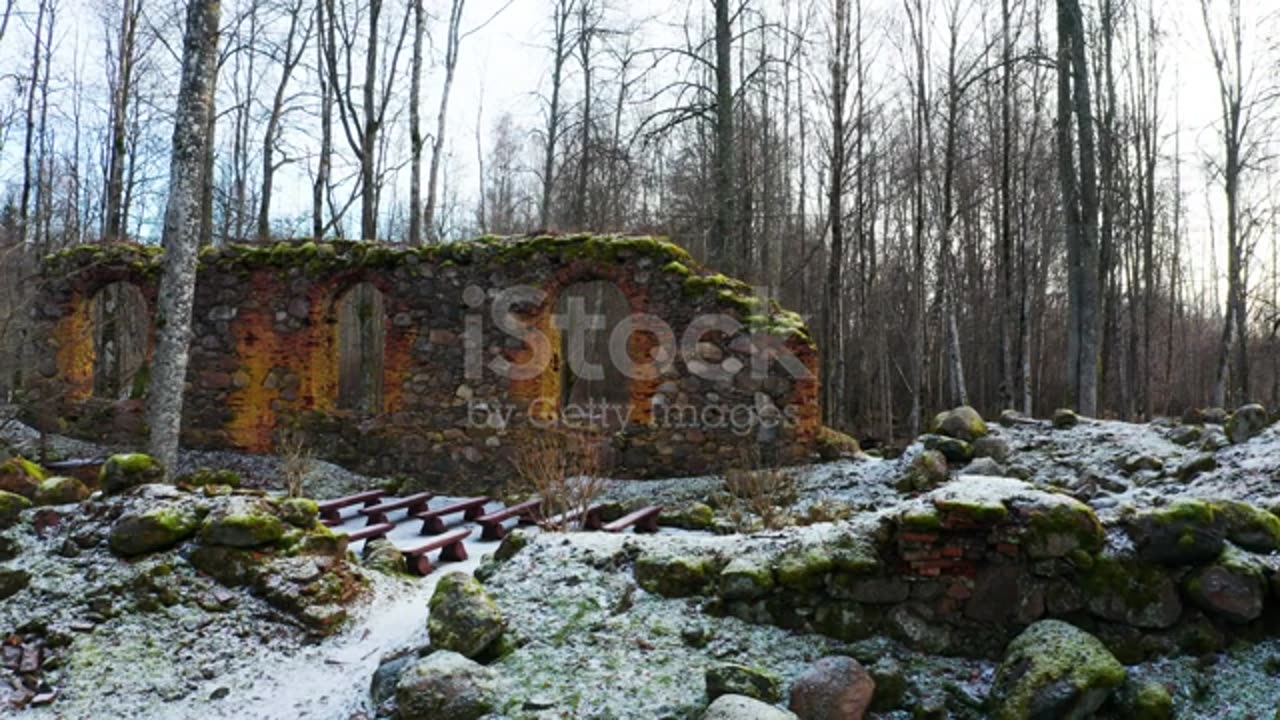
[147,0,222,476]
[710,0,736,272]
[538,0,571,230]
[424,0,464,242]
[104,0,139,242]
[407,0,424,245]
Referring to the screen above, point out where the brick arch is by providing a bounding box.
[51,270,156,403]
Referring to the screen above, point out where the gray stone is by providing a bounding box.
[1227,403,1270,444]
[703,695,797,720]
[705,662,781,703]
[427,572,505,660]
[788,656,875,720]
[988,620,1124,720]
[393,651,496,720]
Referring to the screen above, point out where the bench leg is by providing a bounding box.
[320,509,342,523]
[583,508,603,531]
[404,554,433,576]
[480,522,506,541]
[362,497,381,507]
[636,514,660,534]
[440,541,468,563]
[408,501,428,515]
[420,516,446,535]
[365,512,389,527]
[463,505,486,521]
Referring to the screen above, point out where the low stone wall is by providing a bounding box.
[23,236,820,493]
[632,476,1280,661]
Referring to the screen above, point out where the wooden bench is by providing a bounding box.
[358,491,435,526]
[413,497,490,535]
[476,498,543,541]
[550,503,606,531]
[401,529,471,576]
[340,522,395,542]
[318,490,387,525]
[602,505,662,534]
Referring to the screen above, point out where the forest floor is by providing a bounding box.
[3,412,1280,718]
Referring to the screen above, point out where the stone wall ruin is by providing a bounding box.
[24,236,820,494]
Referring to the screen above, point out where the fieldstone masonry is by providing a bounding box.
[23,236,820,493]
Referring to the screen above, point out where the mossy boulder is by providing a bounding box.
[188,544,267,586]
[932,405,989,442]
[1209,500,1280,552]
[0,567,31,600]
[1183,544,1268,623]
[1081,555,1182,629]
[776,544,835,591]
[921,434,974,463]
[200,497,286,548]
[660,502,715,530]
[1120,455,1164,474]
[1126,681,1172,720]
[0,456,46,499]
[719,555,777,601]
[1019,492,1104,560]
[816,427,861,460]
[0,489,31,529]
[635,548,720,597]
[704,695,799,720]
[109,503,203,556]
[705,662,782,703]
[988,620,1125,720]
[33,476,91,505]
[1176,453,1217,481]
[973,436,1012,463]
[1169,425,1202,446]
[1124,499,1224,565]
[1226,403,1270,443]
[362,538,407,575]
[278,497,319,528]
[394,650,496,720]
[1052,408,1080,429]
[101,453,164,493]
[176,467,242,488]
[896,450,949,493]
[427,572,506,660]
[868,657,907,711]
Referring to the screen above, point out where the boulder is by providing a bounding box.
[100,453,164,493]
[1169,425,1202,446]
[278,497,319,528]
[34,476,91,505]
[370,652,417,710]
[704,695,798,720]
[200,497,286,548]
[176,467,242,488]
[393,650,496,720]
[868,657,907,711]
[1126,681,1172,720]
[896,450,949,492]
[635,548,719,597]
[1052,408,1080,429]
[973,435,1012,463]
[705,662,781,703]
[1124,499,1224,565]
[788,656,875,720]
[988,620,1125,720]
[932,406,989,442]
[0,489,31,529]
[921,434,974,463]
[109,503,203,556]
[1183,544,1267,623]
[776,544,835,591]
[1081,555,1182,629]
[720,555,777,601]
[362,538,407,575]
[965,456,1006,477]
[1211,500,1280,552]
[427,572,505,660]
[1176,453,1217,481]
[1201,407,1229,425]
[661,502,715,530]
[0,456,46,499]
[1120,455,1164,474]
[1226,403,1269,443]
[0,567,30,600]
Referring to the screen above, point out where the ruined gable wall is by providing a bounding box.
[25,236,820,493]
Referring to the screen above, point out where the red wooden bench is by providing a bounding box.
[340,522,395,542]
[413,497,491,535]
[358,491,435,526]
[401,529,472,576]
[602,505,662,533]
[476,498,543,540]
[318,490,387,525]
[550,503,606,531]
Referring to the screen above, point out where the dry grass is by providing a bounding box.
[509,429,607,531]
[721,449,798,531]
[278,429,314,498]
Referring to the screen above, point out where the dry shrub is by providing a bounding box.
[509,429,607,531]
[721,449,798,531]
[279,429,314,498]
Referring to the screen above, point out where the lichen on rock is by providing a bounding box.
[988,620,1125,720]
[109,502,203,556]
[100,453,165,494]
[427,572,506,660]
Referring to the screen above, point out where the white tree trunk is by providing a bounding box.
[146,0,222,476]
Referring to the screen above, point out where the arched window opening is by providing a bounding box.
[337,282,385,413]
[555,281,631,428]
[91,282,149,399]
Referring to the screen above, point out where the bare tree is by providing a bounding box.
[257,0,313,241]
[148,0,222,474]
[423,0,467,242]
[538,0,575,230]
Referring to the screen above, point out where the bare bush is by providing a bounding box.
[720,449,798,531]
[278,429,314,498]
[509,429,607,532]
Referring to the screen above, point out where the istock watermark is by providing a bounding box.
[459,283,814,385]
[467,397,801,436]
